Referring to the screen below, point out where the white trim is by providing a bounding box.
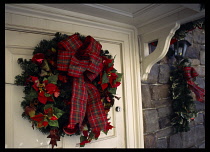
[133,4,161,18]
[5,4,135,33]
[83,4,133,18]
[139,23,180,81]
[136,6,185,28]
[5,4,144,148]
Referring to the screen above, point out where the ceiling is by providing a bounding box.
[41,3,205,29]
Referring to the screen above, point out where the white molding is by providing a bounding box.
[137,8,204,35]
[136,6,185,28]
[83,4,133,17]
[5,4,144,148]
[139,23,180,81]
[133,4,161,18]
[5,4,136,34]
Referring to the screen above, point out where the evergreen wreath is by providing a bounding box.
[14,32,123,148]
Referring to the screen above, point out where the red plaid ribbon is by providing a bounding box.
[57,34,108,134]
[183,67,205,102]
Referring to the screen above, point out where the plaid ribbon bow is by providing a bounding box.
[183,67,205,102]
[57,34,108,135]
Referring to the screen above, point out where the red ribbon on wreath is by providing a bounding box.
[183,67,205,102]
[57,34,108,136]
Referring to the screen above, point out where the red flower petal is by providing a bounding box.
[32,53,45,65]
[106,66,114,73]
[49,115,58,120]
[44,107,53,114]
[80,140,90,146]
[45,83,57,94]
[31,113,45,122]
[106,122,114,130]
[101,83,108,90]
[112,82,121,88]
[47,96,54,102]
[38,92,48,104]
[83,130,88,137]
[43,121,49,127]
[32,83,39,92]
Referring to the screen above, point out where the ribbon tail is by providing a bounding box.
[63,76,88,135]
[86,83,108,134]
[187,81,205,103]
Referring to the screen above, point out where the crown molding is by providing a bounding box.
[83,4,133,18]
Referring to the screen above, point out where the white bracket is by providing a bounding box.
[139,22,180,81]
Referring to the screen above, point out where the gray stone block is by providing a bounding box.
[144,133,156,148]
[141,85,152,108]
[156,127,173,138]
[200,51,205,65]
[185,31,193,45]
[188,59,200,66]
[157,106,172,118]
[181,126,196,148]
[147,64,159,84]
[150,85,170,100]
[156,138,168,148]
[193,66,205,77]
[195,100,205,111]
[158,64,170,84]
[159,117,171,129]
[143,109,159,133]
[198,142,205,148]
[152,99,172,108]
[169,133,182,148]
[195,124,205,144]
[185,44,200,59]
[193,28,205,44]
[159,56,168,64]
[195,77,205,89]
[194,113,204,125]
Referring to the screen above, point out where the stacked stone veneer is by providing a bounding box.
[141,28,205,148]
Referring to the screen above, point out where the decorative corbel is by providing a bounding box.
[139,22,180,81]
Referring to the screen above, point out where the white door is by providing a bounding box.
[5,30,125,148]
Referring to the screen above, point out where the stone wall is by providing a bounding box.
[141,28,205,148]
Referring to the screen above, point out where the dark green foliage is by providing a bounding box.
[169,58,197,133]
[14,59,39,86]
[33,32,68,55]
[174,17,205,40]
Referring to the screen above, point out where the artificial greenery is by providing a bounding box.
[169,58,198,132]
[14,32,122,148]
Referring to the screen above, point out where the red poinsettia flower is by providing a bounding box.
[32,53,45,65]
[109,73,118,87]
[30,113,49,128]
[106,122,114,130]
[112,81,121,88]
[101,83,108,90]
[80,139,91,146]
[102,56,114,73]
[30,76,60,104]
[31,113,46,122]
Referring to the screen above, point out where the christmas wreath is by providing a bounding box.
[14,32,123,148]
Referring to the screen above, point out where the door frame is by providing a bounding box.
[5,4,144,148]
